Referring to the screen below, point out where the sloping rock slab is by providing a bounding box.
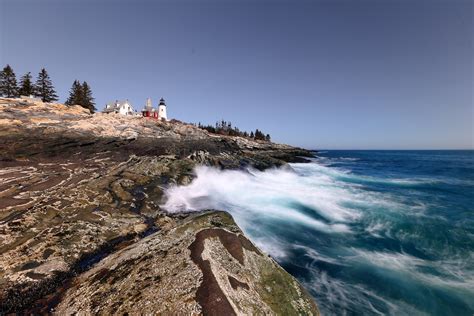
[54,211,319,315]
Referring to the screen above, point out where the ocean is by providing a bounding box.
[163,150,474,315]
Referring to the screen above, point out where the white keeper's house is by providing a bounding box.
[103,100,135,116]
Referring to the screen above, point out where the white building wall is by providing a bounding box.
[118,103,128,115]
[158,105,167,120]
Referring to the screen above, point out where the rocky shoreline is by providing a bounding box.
[0,97,318,315]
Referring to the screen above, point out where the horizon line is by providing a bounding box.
[307,148,474,151]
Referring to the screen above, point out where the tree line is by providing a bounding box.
[196,120,271,142]
[0,64,96,113]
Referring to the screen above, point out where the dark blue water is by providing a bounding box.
[284,150,474,315]
[164,150,474,315]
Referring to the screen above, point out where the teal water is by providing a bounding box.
[163,150,474,315]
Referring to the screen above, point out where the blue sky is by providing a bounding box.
[1,0,472,149]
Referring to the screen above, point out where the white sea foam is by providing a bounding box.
[348,248,474,295]
[294,244,346,266]
[162,162,415,250]
[161,161,473,314]
[303,268,426,316]
[160,162,380,286]
[337,157,360,161]
[365,221,389,238]
[304,247,472,314]
[162,165,363,230]
[349,249,427,271]
[251,236,289,260]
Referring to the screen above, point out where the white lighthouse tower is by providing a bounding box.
[158,97,167,120]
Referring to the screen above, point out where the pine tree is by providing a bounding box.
[265,134,271,142]
[65,80,83,106]
[18,72,34,96]
[81,81,96,113]
[0,65,19,98]
[254,129,266,140]
[34,68,58,102]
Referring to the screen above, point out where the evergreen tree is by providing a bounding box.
[265,134,271,142]
[18,72,34,96]
[250,131,254,139]
[81,81,96,113]
[254,129,266,140]
[65,80,83,106]
[0,64,19,98]
[34,68,58,102]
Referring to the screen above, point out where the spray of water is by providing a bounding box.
[161,161,474,315]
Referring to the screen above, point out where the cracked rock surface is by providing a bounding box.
[0,98,318,315]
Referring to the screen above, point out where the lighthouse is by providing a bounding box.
[158,97,167,120]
